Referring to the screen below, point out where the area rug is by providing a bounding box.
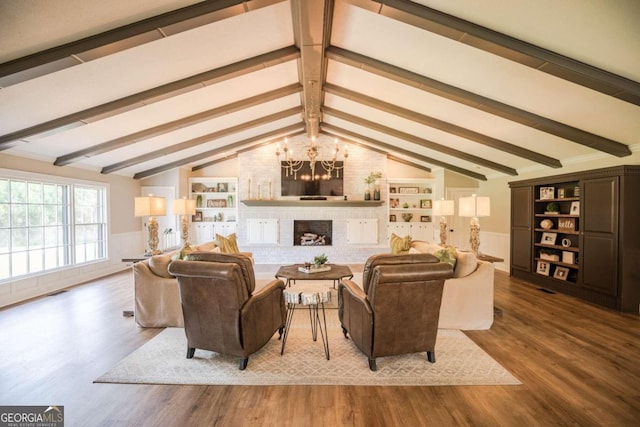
[96,310,520,386]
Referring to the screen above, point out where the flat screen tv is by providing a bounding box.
[281,161,344,197]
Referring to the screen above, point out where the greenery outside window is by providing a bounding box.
[0,171,108,281]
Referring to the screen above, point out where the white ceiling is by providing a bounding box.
[1,0,639,180]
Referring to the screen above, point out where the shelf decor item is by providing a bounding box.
[545,202,560,214]
[570,201,580,216]
[541,232,557,245]
[540,187,555,200]
[401,213,413,222]
[553,266,570,280]
[540,219,554,229]
[536,260,550,276]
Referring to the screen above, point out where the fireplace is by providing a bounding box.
[293,220,332,246]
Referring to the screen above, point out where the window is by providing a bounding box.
[0,171,108,281]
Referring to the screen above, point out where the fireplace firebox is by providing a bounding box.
[293,220,332,246]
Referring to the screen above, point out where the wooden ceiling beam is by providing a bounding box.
[0,46,301,149]
[324,83,562,168]
[133,123,305,179]
[55,83,302,166]
[0,0,285,79]
[326,46,632,157]
[323,107,518,175]
[103,107,302,174]
[321,124,487,181]
[353,0,640,106]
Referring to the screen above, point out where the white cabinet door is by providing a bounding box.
[213,222,237,237]
[388,222,434,242]
[347,219,378,244]
[247,219,279,244]
[191,223,214,245]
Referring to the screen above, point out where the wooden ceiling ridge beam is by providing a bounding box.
[54,83,302,166]
[325,46,632,158]
[0,46,301,149]
[291,0,333,138]
[134,123,305,179]
[321,124,487,181]
[102,107,302,175]
[324,83,562,168]
[323,106,518,176]
[362,0,640,106]
[0,0,286,79]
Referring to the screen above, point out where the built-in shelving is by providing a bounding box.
[241,200,384,207]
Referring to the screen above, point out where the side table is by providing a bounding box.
[281,284,332,360]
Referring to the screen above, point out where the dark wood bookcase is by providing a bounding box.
[509,165,640,312]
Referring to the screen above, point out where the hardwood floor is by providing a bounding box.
[1,268,639,426]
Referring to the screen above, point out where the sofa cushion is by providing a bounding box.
[216,233,240,253]
[148,255,174,278]
[390,233,412,254]
[454,251,478,278]
[433,247,458,269]
[410,240,443,255]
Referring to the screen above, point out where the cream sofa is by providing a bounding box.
[409,241,495,330]
[133,241,251,328]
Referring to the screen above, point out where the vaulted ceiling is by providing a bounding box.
[1,0,639,181]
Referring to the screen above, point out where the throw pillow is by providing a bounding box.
[148,255,174,278]
[194,241,217,252]
[216,233,240,253]
[434,246,458,269]
[454,251,478,278]
[410,240,442,255]
[390,233,412,254]
[171,244,194,261]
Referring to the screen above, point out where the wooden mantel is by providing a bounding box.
[241,199,385,207]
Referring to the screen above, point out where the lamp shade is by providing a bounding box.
[459,195,490,217]
[433,199,455,216]
[172,198,196,215]
[134,195,166,217]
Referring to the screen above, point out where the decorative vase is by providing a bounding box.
[402,213,413,222]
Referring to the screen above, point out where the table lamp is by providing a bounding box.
[459,194,490,255]
[433,199,455,246]
[173,197,196,247]
[135,195,166,255]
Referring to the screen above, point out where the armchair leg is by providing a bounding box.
[239,358,249,370]
[341,326,348,339]
[186,347,195,359]
[368,358,377,371]
[427,351,436,363]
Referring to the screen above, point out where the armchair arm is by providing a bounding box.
[240,279,287,353]
[338,279,374,357]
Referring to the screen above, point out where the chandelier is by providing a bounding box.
[276,136,348,180]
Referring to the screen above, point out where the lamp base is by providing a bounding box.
[147,216,160,255]
[469,217,480,255]
[439,217,448,246]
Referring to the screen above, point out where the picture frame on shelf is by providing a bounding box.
[389,187,397,193]
[192,211,203,222]
[557,188,565,198]
[541,232,557,245]
[390,198,400,208]
[423,187,432,194]
[389,214,396,222]
[540,186,555,200]
[558,217,576,231]
[562,251,576,264]
[536,260,550,276]
[570,201,580,216]
[420,215,431,222]
[398,186,419,194]
[420,199,432,209]
[217,182,228,193]
[553,266,570,280]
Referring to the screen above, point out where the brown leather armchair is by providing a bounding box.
[168,252,287,370]
[338,253,454,371]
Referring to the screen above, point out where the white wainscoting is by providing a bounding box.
[0,231,142,308]
[478,231,510,272]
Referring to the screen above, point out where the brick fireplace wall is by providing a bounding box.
[236,139,389,264]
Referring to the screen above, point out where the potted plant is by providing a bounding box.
[314,253,328,268]
[545,202,560,214]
